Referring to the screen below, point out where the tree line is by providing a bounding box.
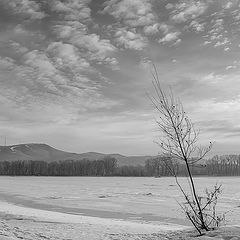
[0,156,117,176]
[0,154,240,176]
[145,155,240,176]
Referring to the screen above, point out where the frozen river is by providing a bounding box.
[0,176,239,226]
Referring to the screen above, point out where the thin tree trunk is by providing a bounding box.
[185,157,208,231]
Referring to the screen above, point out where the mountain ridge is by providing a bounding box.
[0,143,152,166]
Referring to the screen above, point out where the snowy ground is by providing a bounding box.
[0,210,240,240]
[0,200,190,240]
[0,176,240,239]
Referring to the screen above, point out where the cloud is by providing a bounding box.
[51,2,115,60]
[102,0,156,28]
[202,72,225,84]
[0,57,15,70]
[0,54,119,124]
[50,0,91,21]
[159,32,181,44]
[115,29,148,50]
[0,0,239,155]
[226,65,235,70]
[189,20,205,32]
[53,23,117,65]
[143,23,160,35]
[23,50,57,75]
[76,34,116,61]
[193,97,240,123]
[101,0,239,51]
[171,1,208,23]
[165,3,174,10]
[223,1,234,10]
[159,23,172,34]
[139,57,152,69]
[143,22,171,36]
[102,0,157,50]
[225,60,240,70]
[205,18,232,49]
[154,1,240,51]
[0,0,123,126]
[47,42,90,71]
[0,0,45,20]
[53,22,87,39]
[21,49,110,104]
[9,41,29,54]
[200,1,240,50]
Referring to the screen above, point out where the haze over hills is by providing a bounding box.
[0,143,152,166]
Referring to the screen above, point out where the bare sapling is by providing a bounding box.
[150,66,224,235]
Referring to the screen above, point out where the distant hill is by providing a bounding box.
[0,144,152,166]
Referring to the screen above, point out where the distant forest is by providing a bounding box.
[0,155,240,176]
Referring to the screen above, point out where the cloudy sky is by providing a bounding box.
[0,0,239,156]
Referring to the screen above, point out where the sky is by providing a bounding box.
[0,0,239,156]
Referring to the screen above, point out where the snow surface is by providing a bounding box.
[0,201,188,234]
[0,176,239,239]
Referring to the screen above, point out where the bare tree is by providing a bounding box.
[150,66,224,235]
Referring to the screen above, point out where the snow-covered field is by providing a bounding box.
[0,176,240,239]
